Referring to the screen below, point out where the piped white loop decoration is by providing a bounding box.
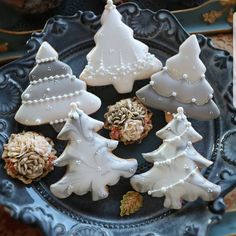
[130,107,221,209]
[15,41,101,130]
[50,105,138,201]
[22,91,84,104]
[148,167,199,195]
[79,1,162,93]
[29,74,71,85]
[36,57,57,64]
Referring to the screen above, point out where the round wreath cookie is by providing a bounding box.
[104,97,153,145]
[2,131,57,184]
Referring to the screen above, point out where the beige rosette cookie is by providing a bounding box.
[2,131,57,184]
[104,97,153,145]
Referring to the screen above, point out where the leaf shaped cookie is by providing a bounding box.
[120,191,143,216]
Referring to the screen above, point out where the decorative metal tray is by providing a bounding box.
[0,3,235,236]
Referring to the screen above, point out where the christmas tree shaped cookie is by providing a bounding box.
[15,42,101,127]
[50,103,138,201]
[130,107,221,209]
[79,0,162,94]
[136,35,220,120]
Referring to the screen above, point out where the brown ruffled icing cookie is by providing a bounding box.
[2,131,57,184]
[104,97,153,145]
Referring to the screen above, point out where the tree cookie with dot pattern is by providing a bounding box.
[136,35,220,120]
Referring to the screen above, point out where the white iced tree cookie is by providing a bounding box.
[15,42,101,129]
[130,107,221,209]
[79,0,162,94]
[50,103,138,201]
[136,35,220,120]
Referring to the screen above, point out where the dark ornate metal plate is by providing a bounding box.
[0,3,235,236]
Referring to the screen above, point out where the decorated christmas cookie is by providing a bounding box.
[104,97,153,145]
[130,107,221,209]
[79,0,162,93]
[15,42,101,128]
[50,103,138,201]
[136,35,220,120]
[2,131,57,184]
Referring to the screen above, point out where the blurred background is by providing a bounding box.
[0,0,235,236]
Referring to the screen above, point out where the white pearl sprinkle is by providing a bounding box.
[208,188,213,193]
[184,165,189,170]
[76,160,81,165]
[46,88,51,92]
[166,160,171,165]
[192,98,196,103]
[201,74,206,79]
[150,81,154,86]
[172,92,177,97]
[35,119,41,124]
[183,74,188,79]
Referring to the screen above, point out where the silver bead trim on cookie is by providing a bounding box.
[148,167,198,195]
[22,90,81,104]
[30,74,73,85]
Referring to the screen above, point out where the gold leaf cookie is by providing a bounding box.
[120,191,143,216]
